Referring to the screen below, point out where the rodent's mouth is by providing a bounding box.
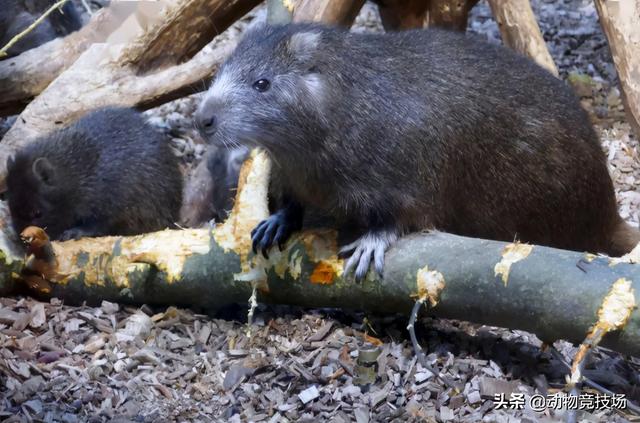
[208,132,258,151]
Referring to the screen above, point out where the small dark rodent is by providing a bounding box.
[6,107,183,240]
[179,145,248,227]
[1,0,83,58]
[195,24,640,280]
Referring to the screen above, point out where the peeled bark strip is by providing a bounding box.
[594,0,640,139]
[487,0,559,76]
[0,0,261,190]
[293,0,365,26]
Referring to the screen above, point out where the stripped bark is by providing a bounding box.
[594,0,640,139]
[0,0,261,191]
[487,0,559,76]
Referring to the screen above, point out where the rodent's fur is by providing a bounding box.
[196,23,640,279]
[6,107,183,240]
[179,145,248,227]
[1,0,82,58]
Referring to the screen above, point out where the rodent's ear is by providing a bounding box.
[32,157,56,185]
[288,31,321,60]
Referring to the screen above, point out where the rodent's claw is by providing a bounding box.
[251,212,296,259]
[341,237,376,282]
[251,220,268,255]
[251,219,274,258]
[340,229,398,282]
[342,245,362,279]
[274,225,287,251]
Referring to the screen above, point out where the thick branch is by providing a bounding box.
[487,0,559,76]
[3,228,639,357]
[594,0,640,138]
[121,0,259,72]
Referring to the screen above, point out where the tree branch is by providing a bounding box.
[487,0,559,76]
[594,0,640,139]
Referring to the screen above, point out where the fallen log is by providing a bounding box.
[487,0,559,77]
[4,223,640,357]
[594,0,640,139]
[2,151,639,357]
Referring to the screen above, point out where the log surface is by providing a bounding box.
[3,227,639,357]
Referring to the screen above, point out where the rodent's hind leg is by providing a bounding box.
[340,228,399,282]
[251,199,304,259]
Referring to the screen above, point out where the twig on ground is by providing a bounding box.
[407,299,459,391]
[548,346,640,417]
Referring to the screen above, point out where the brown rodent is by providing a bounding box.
[6,107,183,240]
[195,23,639,280]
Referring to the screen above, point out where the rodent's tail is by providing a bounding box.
[607,218,640,257]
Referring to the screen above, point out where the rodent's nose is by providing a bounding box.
[196,112,218,136]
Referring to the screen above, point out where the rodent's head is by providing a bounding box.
[195,24,331,153]
[6,151,75,239]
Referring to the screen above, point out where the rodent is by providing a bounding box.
[179,145,248,226]
[195,23,640,280]
[6,107,183,240]
[1,0,83,58]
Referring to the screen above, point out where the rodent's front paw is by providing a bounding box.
[251,212,296,259]
[340,229,398,282]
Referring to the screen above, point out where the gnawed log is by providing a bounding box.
[1,151,639,357]
[487,0,559,77]
[594,0,640,139]
[0,0,262,190]
[3,222,640,357]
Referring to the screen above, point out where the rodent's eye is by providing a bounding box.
[252,79,271,92]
